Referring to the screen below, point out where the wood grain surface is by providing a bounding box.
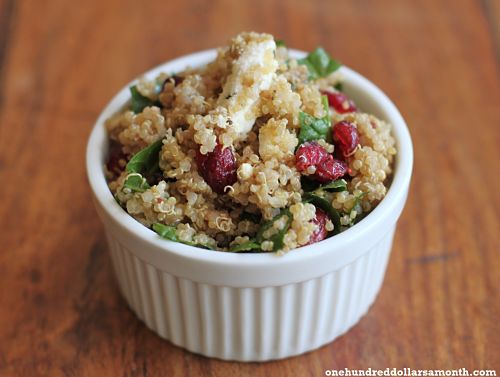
[0,0,499,375]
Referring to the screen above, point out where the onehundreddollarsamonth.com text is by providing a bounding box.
[324,368,497,377]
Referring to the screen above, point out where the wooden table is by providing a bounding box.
[1,0,499,375]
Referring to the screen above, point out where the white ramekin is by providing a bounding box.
[86,49,413,361]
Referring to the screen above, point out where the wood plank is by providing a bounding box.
[0,0,498,375]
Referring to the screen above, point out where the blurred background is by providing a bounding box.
[0,0,498,375]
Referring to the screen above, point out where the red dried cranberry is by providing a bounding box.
[306,208,329,245]
[314,157,349,183]
[332,121,360,158]
[295,141,348,183]
[296,141,330,171]
[106,141,126,177]
[196,144,237,194]
[322,90,357,113]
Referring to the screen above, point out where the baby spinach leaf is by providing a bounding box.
[130,85,160,113]
[334,82,343,91]
[302,178,347,193]
[298,112,330,145]
[255,209,292,251]
[351,192,366,212]
[346,192,366,215]
[275,39,286,48]
[255,210,287,242]
[123,174,150,193]
[316,179,347,192]
[344,192,367,227]
[271,220,292,251]
[188,242,215,250]
[346,192,366,226]
[126,138,164,177]
[152,223,215,250]
[298,95,332,145]
[228,240,261,252]
[303,193,341,235]
[152,223,178,241]
[298,47,341,80]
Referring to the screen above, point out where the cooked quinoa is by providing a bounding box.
[104,32,396,253]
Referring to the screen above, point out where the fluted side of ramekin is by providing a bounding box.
[105,225,395,361]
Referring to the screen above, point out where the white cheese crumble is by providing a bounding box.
[217,35,278,136]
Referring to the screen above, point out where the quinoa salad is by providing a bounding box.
[104,32,397,253]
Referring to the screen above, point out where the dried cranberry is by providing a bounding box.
[306,208,329,245]
[314,157,349,183]
[296,142,330,171]
[322,90,357,113]
[106,141,126,177]
[332,121,360,158]
[295,141,348,183]
[196,144,237,194]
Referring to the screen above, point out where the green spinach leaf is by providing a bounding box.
[298,47,341,80]
[152,223,178,241]
[302,177,347,193]
[350,192,366,212]
[123,174,150,193]
[298,95,332,145]
[303,193,341,235]
[347,192,366,225]
[255,209,292,251]
[152,223,215,250]
[315,179,347,192]
[126,138,164,177]
[130,85,160,113]
[228,240,261,252]
[275,39,286,48]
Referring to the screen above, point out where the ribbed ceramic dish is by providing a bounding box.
[86,49,413,361]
